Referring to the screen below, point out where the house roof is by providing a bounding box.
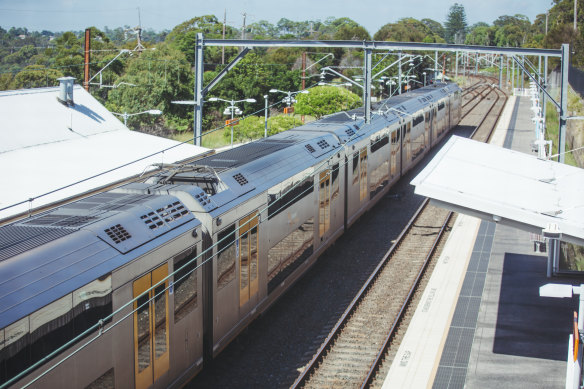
[0,84,208,220]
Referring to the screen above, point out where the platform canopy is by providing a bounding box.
[411,136,584,246]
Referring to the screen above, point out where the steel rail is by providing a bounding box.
[360,207,454,388]
[291,198,431,388]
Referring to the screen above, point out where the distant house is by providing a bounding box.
[0,79,209,220]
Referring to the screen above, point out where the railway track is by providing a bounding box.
[292,201,454,388]
[291,79,507,389]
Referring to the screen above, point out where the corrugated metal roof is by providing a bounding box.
[411,136,584,246]
[0,85,208,220]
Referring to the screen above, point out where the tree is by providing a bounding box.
[206,51,301,120]
[11,65,63,89]
[47,31,84,80]
[223,114,304,142]
[374,18,443,43]
[165,15,237,65]
[421,19,446,40]
[294,86,361,119]
[444,3,468,43]
[465,25,496,46]
[105,43,193,131]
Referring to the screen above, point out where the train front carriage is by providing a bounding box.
[0,192,204,389]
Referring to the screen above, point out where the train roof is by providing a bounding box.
[0,192,200,329]
[130,83,461,217]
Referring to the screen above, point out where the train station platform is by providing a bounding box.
[383,95,582,388]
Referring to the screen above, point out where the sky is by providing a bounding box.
[0,0,554,35]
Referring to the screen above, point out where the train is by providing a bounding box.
[0,82,461,389]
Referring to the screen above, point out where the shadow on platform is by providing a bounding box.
[493,252,581,361]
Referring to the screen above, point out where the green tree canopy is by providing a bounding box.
[165,15,238,65]
[294,86,361,119]
[105,43,193,131]
[11,64,63,89]
[374,18,442,42]
[421,19,446,40]
[223,114,304,142]
[444,3,468,43]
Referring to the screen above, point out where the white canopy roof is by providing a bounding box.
[0,85,208,220]
[411,136,584,245]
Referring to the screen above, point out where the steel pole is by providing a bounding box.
[506,56,509,89]
[455,51,459,78]
[511,59,515,92]
[543,56,548,124]
[521,56,525,90]
[559,43,570,163]
[475,52,478,75]
[499,55,503,88]
[364,48,372,123]
[398,52,402,94]
[230,101,234,148]
[434,50,438,81]
[194,33,204,146]
[264,95,268,138]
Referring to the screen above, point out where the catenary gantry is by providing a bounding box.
[189,35,569,164]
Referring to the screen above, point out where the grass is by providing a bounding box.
[545,100,579,167]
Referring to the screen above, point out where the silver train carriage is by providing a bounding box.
[0,82,461,389]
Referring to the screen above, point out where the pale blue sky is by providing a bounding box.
[0,0,554,35]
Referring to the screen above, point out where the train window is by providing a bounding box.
[370,133,389,153]
[73,274,113,337]
[390,131,398,178]
[359,148,368,202]
[331,163,340,203]
[217,224,236,290]
[0,274,113,386]
[413,115,424,127]
[85,368,114,389]
[173,247,198,323]
[267,172,314,220]
[438,102,445,110]
[133,265,169,389]
[319,170,331,238]
[267,218,315,294]
[352,152,359,186]
[3,317,29,383]
[29,294,73,363]
[239,212,259,306]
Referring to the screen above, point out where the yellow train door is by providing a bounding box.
[239,212,259,307]
[133,264,170,389]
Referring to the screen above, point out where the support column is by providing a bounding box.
[475,52,478,75]
[455,51,459,78]
[398,52,402,95]
[506,56,509,89]
[521,55,525,89]
[559,43,570,163]
[499,55,503,88]
[538,55,542,84]
[547,239,556,277]
[543,56,548,124]
[364,48,372,123]
[511,59,515,91]
[434,50,438,81]
[193,33,204,147]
